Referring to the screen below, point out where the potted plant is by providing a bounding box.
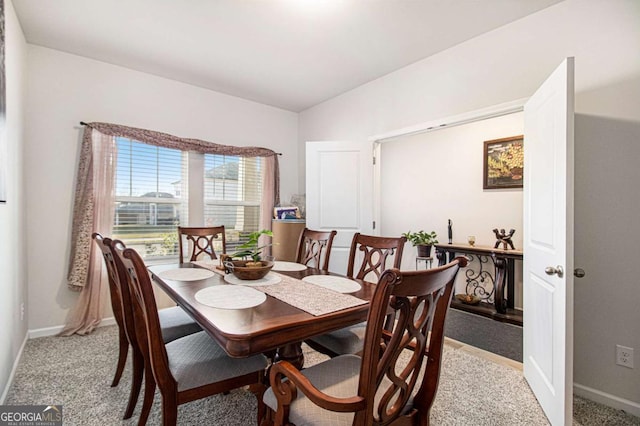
[225,230,275,280]
[230,229,274,266]
[402,230,438,257]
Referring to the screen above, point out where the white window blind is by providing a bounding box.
[112,138,263,259]
[203,154,263,252]
[113,138,187,260]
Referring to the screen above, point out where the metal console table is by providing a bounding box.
[435,243,523,325]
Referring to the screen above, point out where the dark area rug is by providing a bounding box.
[445,308,523,362]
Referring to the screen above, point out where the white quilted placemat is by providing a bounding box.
[194,285,266,309]
[302,275,361,293]
[272,261,308,272]
[156,268,215,282]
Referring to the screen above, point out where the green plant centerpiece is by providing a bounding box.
[402,230,438,257]
[225,230,275,280]
[230,229,273,266]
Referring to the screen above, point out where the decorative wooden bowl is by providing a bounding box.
[455,294,481,305]
[226,260,274,280]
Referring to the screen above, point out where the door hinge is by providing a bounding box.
[373,156,376,165]
[373,220,376,230]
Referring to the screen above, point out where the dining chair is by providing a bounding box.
[306,233,407,357]
[93,233,202,420]
[346,233,407,282]
[177,226,226,263]
[93,233,130,389]
[263,257,467,426]
[295,228,337,271]
[112,241,268,426]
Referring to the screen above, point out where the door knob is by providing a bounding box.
[574,268,586,278]
[545,265,564,277]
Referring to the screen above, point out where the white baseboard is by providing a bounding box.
[574,382,640,418]
[28,317,117,339]
[28,325,64,339]
[0,333,28,404]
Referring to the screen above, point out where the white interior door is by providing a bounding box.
[306,141,374,274]
[523,58,574,425]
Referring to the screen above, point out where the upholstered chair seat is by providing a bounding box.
[165,331,267,392]
[264,354,361,426]
[264,354,422,426]
[305,322,367,356]
[159,307,202,343]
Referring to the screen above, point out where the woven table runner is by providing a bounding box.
[192,261,367,316]
[192,260,224,274]
[258,273,367,316]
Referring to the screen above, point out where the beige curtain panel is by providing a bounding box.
[62,122,280,336]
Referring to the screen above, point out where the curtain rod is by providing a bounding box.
[79,122,282,155]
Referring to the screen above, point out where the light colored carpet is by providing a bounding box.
[5,326,639,425]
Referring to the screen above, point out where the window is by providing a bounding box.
[203,154,263,252]
[113,138,263,260]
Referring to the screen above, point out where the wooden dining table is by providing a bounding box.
[148,262,376,368]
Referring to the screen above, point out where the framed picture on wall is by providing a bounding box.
[483,135,524,190]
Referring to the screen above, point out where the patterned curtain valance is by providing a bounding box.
[83,122,280,158]
[82,122,280,206]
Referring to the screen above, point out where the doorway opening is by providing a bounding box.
[373,107,524,362]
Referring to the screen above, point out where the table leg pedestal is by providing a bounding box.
[275,342,304,369]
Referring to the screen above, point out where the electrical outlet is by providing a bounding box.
[616,345,634,369]
[20,302,25,321]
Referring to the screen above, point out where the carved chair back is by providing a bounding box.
[112,241,176,393]
[93,233,127,340]
[355,257,467,424]
[178,226,226,263]
[347,233,407,280]
[295,228,337,271]
[95,235,149,419]
[267,258,467,425]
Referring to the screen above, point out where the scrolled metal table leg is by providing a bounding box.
[493,255,508,314]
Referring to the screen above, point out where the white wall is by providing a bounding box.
[381,113,524,306]
[299,0,640,410]
[0,0,27,402]
[24,46,299,331]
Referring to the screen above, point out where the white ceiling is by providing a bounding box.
[13,0,563,112]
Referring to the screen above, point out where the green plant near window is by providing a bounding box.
[230,229,274,263]
[402,230,438,246]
